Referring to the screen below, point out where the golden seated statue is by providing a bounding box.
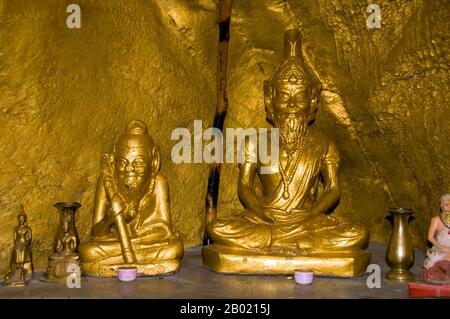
[79,120,183,277]
[203,30,370,277]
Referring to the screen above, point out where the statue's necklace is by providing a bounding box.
[439,215,450,234]
[278,130,309,200]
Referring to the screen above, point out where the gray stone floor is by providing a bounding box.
[0,243,427,299]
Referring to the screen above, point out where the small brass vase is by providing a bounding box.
[386,208,415,282]
[53,202,81,247]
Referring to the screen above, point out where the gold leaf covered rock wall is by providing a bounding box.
[0,0,217,272]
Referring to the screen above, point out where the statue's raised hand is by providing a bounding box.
[110,194,126,217]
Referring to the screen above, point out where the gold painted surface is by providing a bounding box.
[203,245,371,277]
[204,29,370,276]
[79,120,183,276]
[0,0,217,273]
[218,0,450,252]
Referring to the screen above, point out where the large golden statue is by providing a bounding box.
[79,120,183,276]
[203,30,370,277]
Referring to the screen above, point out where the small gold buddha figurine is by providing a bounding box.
[56,220,78,255]
[422,194,450,284]
[44,202,83,281]
[203,30,370,277]
[79,120,183,276]
[3,206,34,287]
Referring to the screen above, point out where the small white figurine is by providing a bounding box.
[423,194,450,284]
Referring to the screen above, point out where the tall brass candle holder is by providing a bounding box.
[386,208,415,282]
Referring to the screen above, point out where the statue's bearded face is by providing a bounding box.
[272,82,310,155]
[115,141,152,201]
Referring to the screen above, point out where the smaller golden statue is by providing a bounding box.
[3,206,34,287]
[56,220,78,255]
[79,120,183,276]
[422,194,450,284]
[44,202,83,281]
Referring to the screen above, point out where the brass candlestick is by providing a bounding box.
[386,208,415,282]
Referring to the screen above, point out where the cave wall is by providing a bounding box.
[0,0,217,272]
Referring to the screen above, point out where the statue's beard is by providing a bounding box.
[275,113,308,155]
[116,175,148,220]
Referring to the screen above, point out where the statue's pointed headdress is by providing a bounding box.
[269,29,319,91]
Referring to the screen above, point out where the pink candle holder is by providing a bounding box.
[294,269,314,285]
[117,266,137,282]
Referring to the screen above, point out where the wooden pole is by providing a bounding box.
[203,0,233,245]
